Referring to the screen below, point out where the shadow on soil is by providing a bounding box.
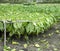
[0,31,3,51]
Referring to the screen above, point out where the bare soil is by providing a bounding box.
[0,39,3,51]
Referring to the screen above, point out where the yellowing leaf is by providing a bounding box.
[7,47,11,49]
[56,30,60,33]
[12,41,19,45]
[23,44,28,48]
[48,33,52,36]
[34,44,40,48]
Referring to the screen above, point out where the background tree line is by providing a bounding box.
[0,0,60,3]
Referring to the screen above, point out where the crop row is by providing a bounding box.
[0,4,60,38]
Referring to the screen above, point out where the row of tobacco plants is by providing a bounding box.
[0,4,60,40]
